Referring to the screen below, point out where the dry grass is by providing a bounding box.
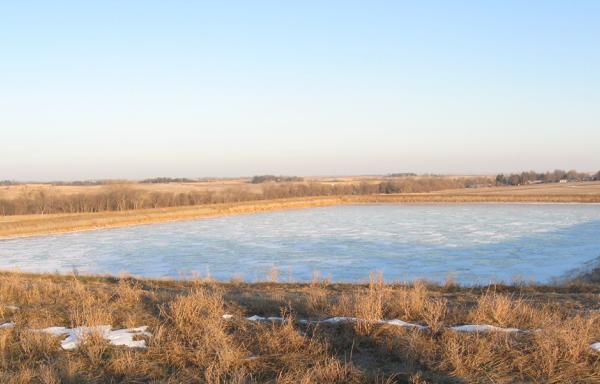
[0,196,345,238]
[0,175,485,201]
[0,272,598,383]
[0,180,263,200]
[2,184,600,239]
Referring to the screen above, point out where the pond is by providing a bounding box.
[1,204,600,284]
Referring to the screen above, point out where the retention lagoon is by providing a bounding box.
[1,204,600,285]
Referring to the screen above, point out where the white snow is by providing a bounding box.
[5,311,599,353]
[382,319,428,330]
[270,316,426,330]
[240,314,598,337]
[450,324,522,333]
[39,325,151,350]
[243,314,528,333]
[245,315,284,322]
[317,317,427,330]
[319,316,357,324]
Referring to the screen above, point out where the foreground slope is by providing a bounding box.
[0,272,599,383]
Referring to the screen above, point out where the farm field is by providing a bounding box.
[0,175,485,199]
[437,181,600,196]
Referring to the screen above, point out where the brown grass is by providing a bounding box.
[3,185,600,239]
[0,272,598,383]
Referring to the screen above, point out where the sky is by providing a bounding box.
[1,1,599,181]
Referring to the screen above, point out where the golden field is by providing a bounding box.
[4,178,599,198]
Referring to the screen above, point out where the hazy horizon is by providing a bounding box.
[2,1,599,180]
[3,170,600,184]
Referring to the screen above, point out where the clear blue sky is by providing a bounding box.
[1,1,599,180]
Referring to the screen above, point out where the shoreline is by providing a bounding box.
[0,269,598,291]
[1,193,600,240]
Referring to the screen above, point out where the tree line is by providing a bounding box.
[140,177,198,184]
[250,175,304,183]
[495,170,600,186]
[0,176,488,216]
[0,186,261,216]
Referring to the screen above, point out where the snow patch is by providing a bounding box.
[319,316,357,324]
[318,317,427,330]
[240,314,534,334]
[245,315,284,322]
[450,324,522,333]
[0,322,15,329]
[382,319,428,330]
[239,314,600,348]
[39,325,151,350]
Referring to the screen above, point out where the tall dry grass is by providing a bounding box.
[0,272,598,383]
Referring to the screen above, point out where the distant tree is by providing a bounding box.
[141,177,196,184]
[388,173,417,177]
[507,174,521,186]
[566,169,579,181]
[552,169,567,182]
[520,171,538,184]
[250,175,303,184]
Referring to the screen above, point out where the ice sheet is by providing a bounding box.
[2,204,600,284]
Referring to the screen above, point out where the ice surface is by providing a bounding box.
[2,204,600,284]
[39,325,151,350]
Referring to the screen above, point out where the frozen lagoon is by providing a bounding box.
[1,204,600,284]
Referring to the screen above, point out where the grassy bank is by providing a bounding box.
[0,272,598,383]
[2,192,600,239]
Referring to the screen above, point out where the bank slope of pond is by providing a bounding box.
[1,193,600,239]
